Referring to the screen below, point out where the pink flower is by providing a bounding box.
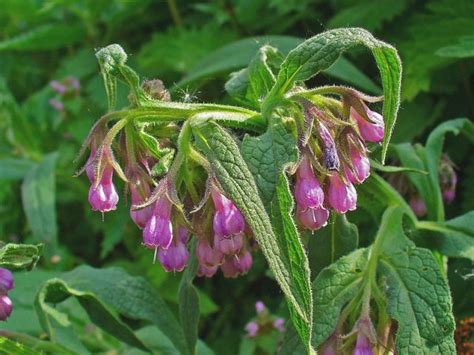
[128,172,153,229]
[409,196,427,217]
[48,98,64,111]
[353,332,373,355]
[212,189,245,238]
[273,318,286,332]
[245,321,259,337]
[197,264,218,278]
[142,196,173,249]
[196,239,223,267]
[0,268,14,293]
[88,165,119,212]
[50,80,67,94]
[328,174,357,213]
[0,295,12,321]
[221,250,253,278]
[344,135,370,184]
[351,106,384,143]
[255,301,265,314]
[158,237,189,272]
[295,155,324,209]
[297,205,329,230]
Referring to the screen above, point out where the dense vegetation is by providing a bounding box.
[0,1,473,354]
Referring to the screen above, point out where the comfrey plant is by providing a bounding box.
[76,29,458,353]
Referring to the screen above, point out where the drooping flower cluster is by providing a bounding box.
[294,99,383,230]
[244,300,286,338]
[0,268,14,321]
[388,153,457,217]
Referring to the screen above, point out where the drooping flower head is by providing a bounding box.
[350,103,384,143]
[143,195,173,250]
[328,173,357,214]
[158,227,189,272]
[344,132,370,184]
[127,168,154,229]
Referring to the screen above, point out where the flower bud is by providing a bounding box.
[439,156,457,204]
[328,174,357,213]
[212,189,245,238]
[409,196,427,217]
[296,205,329,230]
[353,332,373,355]
[295,155,324,209]
[350,106,384,143]
[197,264,218,278]
[255,301,265,314]
[0,295,12,321]
[317,122,340,171]
[344,136,370,184]
[273,318,286,332]
[245,321,259,337]
[88,164,119,212]
[143,196,173,249]
[0,268,14,293]
[128,172,153,229]
[196,239,223,267]
[158,237,189,272]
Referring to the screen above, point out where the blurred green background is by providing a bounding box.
[0,0,473,353]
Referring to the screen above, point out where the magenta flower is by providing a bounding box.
[442,172,457,203]
[255,301,265,314]
[143,196,173,249]
[50,80,67,94]
[197,264,218,278]
[317,122,340,171]
[129,174,153,229]
[350,106,384,143]
[328,174,357,213]
[0,295,12,321]
[245,321,259,337]
[273,318,286,332]
[297,205,329,230]
[48,98,64,111]
[344,136,370,184]
[0,268,13,293]
[214,232,243,256]
[295,155,324,209]
[212,189,245,238]
[221,250,253,278]
[353,331,373,355]
[158,227,189,272]
[410,196,427,217]
[196,239,223,267]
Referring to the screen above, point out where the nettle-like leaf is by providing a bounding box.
[36,266,189,354]
[0,242,43,270]
[193,121,313,350]
[377,208,456,354]
[312,208,456,353]
[241,115,298,206]
[265,27,402,162]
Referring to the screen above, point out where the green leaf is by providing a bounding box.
[308,214,358,276]
[416,212,474,261]
[311,248,368,347]
[377,209,456,354]
[270,174,313,349]
[61,265,189,354]
[35,276,149,352]
[267,28,402,162]
[21,153,58,253]
[424,118,474,220]
[193,121,312,349]
[0,243,43,270]
[179,36,380,94]
[0,158,34,180]
[0,337,39,355]
[0,24,86,51]
[436,35,474,58]
[178,241,200,354]
[247,46,278,106]
[369,159,427,175]
[241,117,298,206]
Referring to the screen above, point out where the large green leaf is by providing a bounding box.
[311,248,368,347]
[436,35,474,58]
[416,211,474,261]
[61,266,188,354]
[241,117,298,206]
[270,174,313,348]
[0,243,43,270]
[179,36,380,94]
[21,153,58,253]
[0,158,34,180]
[308,214,358,276]
[377,209,456,354]
[193,121,312,349]
[267,28,402,162]
[0,24,86,51]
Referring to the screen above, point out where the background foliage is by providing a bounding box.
[0,0,473,353]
